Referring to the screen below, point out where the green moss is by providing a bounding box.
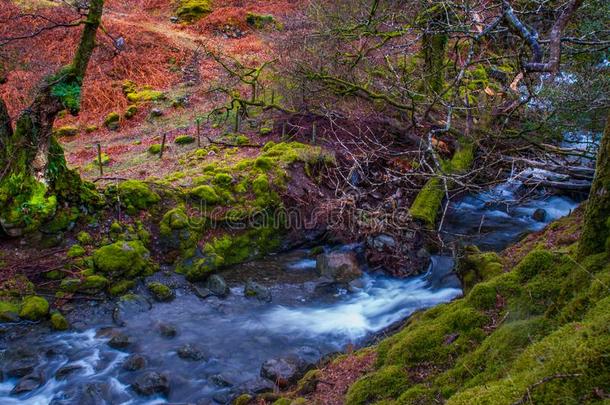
[246,13,277,29]
[148,144,162,154]
[222,133,250,145]
[127,89,164,103]
[18,296,49,321]
[175,135,195,145]
[59,278,81,292]
[410,141,475,228]
[235,394,254,405]
[50,311,69,330]
[107,180,160,215]
[92,240,151,278]
[147,282,175,302]
[85,125,98,133]
[0,301,20,322]
[124,104,138,119]
[104,112,120,130]
[67,244,86,258]
[190,184,221,204]
[457,247,504,292]
[346,365,410,405]
[77,231,93,245]
[213,172,233,186]
[53,126,79,137]
[80,275,109,291]
[176,0,212,22]
[108,280,135,296]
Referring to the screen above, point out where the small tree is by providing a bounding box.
[0,0,105,236]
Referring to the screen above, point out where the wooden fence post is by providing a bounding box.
[159,133,167,159]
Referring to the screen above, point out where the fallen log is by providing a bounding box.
[409,141,475,228]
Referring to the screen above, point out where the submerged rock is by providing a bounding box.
[55,364,84,380]
[158,322,178,338]
[4,348,37,378]
[113,294,151,326]
[132,371,170,396]
[123,354,147,371]
[532,208,547,222]
[11,372,43,395]
[177,343,207,361]
[244,280,272,302]
[235,377,275,395]
[108,331,132,350]
[315,251,362,283]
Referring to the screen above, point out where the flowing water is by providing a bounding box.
[0,176,583,404]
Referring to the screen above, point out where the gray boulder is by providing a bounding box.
[316,251,362,283]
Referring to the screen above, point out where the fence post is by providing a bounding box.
[96,143,103,176]
[196,118,201,147]
[159,133,167,159]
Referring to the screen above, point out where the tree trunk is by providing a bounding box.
[0,0,104,235]
[422,32,448,94]
[578,113,610,258]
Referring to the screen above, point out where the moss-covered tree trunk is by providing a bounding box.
[0,0,104,236]
[578,112,610,258]
[422,32,448,94]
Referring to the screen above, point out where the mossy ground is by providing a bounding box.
[330,212,610,405]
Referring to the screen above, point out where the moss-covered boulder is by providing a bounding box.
[18,296,49,321]
[147,282,175,302]
[80,275,109,292]
[92,240,151,278]
[175,135,195,145]
[67,244,86,258]
[53,126,79,137]
[148,144,162,155]
[104,112,120,130]
[457,246,504,292]
[106,180,161,215]
[50,311,69,330]
[124,105,138,119]
[176,0,212,22]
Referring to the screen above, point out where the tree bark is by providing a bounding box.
[578,113,610,258]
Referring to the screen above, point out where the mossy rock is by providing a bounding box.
[53,126,79,137]
[50,311,69,330]
[175,135,195,145]
[104,112,120,130]
[190,185,221,205]
[77,231,93,245]
[246,13,277,29]
[176,0,212,22]
[457,247,504,292]
[108,180,161,215]
[109,280,136,296]
[234,394,254,405]
[124,105,138,119]
[147,282,175,302]
[80,275,109,292]
[60,278,82,292]
[18,296,49,321]
[148,144,162,155]
[67,244,86,258]
[0,301,20,323]
[92,240,151,278]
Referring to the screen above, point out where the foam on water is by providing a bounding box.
[256,274,462,341]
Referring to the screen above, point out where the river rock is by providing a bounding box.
[11,372,43,395]
[315,251,362,283]
[204,275,230,298]
[158,322,178,338]
[235,377,275,395]
[370,234,396,250]
[150,108,164,118]
[113,294,151,326]
[4,348,37,378]
[260,346,320,388]
[532,208,547,222]
[123,354,147,371]
[108,331,132,350]
[132,371,170,396]
[177,343,207,361]
[244,280,272,302]
[0,310,20,323]
[210,372,239,388]
[55,364,84,380]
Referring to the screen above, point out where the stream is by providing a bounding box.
[0,177,583,404]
